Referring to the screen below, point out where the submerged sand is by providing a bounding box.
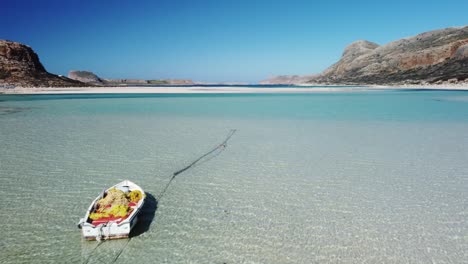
[1,93,467,263]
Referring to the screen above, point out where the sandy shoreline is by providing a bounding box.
[1,84,468,95]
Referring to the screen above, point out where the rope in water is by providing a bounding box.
[110,238,132,263]
[109,129,237,263]
[84,129,237,264]
[157,129,237,201]
[82,240,105,264]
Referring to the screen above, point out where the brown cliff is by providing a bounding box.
[0,40,84,87]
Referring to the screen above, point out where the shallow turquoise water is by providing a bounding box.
[0,91,467,263]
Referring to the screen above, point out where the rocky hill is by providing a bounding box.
[68,70,103,85]
[0,40,84,87]
[68,70,195,86]
[262,26,468,85]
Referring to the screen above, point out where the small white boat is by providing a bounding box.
[78,180,146,240]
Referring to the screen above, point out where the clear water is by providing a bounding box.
[0,91,467,263]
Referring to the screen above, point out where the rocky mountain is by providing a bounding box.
[0,40,84,87]
[262,26,468,85]
[68,70,104,85]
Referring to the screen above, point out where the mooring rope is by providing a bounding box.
[109,238,132,264]
[156,129,237,201]
[82,240,105,264]
[84,129,237,264]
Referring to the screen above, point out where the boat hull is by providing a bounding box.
[78,180,145,241]
[82,216,138,240]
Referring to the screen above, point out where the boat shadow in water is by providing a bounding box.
[129,192,158,238]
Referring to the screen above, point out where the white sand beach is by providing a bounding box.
[0,86,348,94]
[1,84,468,94]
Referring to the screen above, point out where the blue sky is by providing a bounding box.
[1,0,467,83]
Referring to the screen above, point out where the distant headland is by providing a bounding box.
[261,26,468,86]
[67,70,195,86]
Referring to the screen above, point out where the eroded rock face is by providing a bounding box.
[313,26,468,84]
[0,41,46,75]
[0,40,84,87]
[68,70,103,85]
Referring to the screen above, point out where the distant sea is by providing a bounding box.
[0,90,467,263]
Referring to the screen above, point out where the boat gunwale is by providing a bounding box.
[82,180,146,228]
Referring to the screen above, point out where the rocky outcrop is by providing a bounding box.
[0,40,84,87]
[259,74,319,85]
[68,70,195,86]
[262,26,468,85]
[313,26,468,84]
[68,70,103,85]
[67,71,195,86]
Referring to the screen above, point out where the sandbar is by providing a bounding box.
[1,84,468,95]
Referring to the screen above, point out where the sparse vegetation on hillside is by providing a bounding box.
[147,80,169,84]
